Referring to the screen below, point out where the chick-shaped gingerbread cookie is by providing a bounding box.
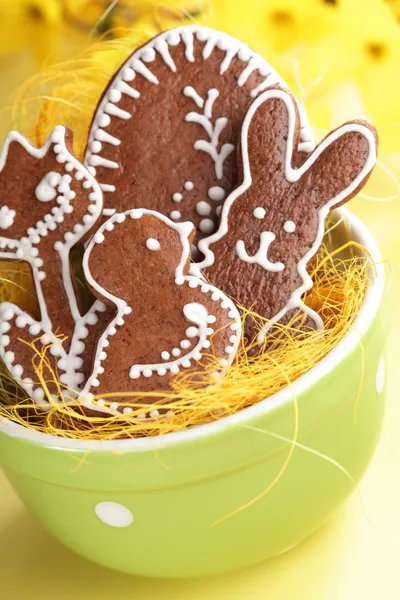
[78,209,241,415]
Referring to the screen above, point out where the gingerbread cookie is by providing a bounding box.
[84,25,314,248]
[192,87,377,343]
[78,209,241,416]
[0,126,106,406]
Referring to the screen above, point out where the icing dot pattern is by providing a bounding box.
[199,218,214,234]
[0,125,104,407]
[146,237,160,251]
[196,201,212,216]
[0,206,16,229]
[283,220,296,233]
[76,209,242,416]
[208,186,226,201]
[253,207,266,219]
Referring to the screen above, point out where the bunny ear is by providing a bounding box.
[238,86,301,187]
[296,122,377,211]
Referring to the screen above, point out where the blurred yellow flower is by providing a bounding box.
[207,0,400,151]
[1,0,400,151]
[63,0,206,34]
[0,0,62,61]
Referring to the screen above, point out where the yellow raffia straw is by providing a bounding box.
[12,33,151,154]
[10,3,206,154]
[0,236,374,440]
[0,24,387,441]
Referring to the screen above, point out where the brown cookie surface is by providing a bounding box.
[193,87,377,344]
[78,209,241,415]
[0,126,105,405]
[84,26,314,248]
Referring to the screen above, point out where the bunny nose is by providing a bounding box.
[236,232,285,272]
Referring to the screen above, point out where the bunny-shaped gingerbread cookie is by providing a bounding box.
[194,87,377,343]
[0,126,109,405]
[78,209,241,416]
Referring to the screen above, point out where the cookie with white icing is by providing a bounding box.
[84,25,314,247]
[78,209,241,416]
[193,87,377,344]
[0,126,106,406]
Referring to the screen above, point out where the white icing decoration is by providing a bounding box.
[283,220,296,233]
[78,209,241,414]
[170,211,181,220]
[95,502,134,528]
[131,59,159,85]
[146,238,160,251]
[253,207,266,219]
[194,88,377,344]
[130,302,210,379]
[141,48,156,63]
[250,74,274,99]
[183,86,204,108]
[181,29,195,62]
[238,56,260,87]
[172,193,183,202]
[116,81,140,100]
[0,206,16,230]
[199,218,214,234]
[202,35,217,60]
[184,181,194,191]
[196,201,212,216]
[220,45,239,74]
[236,232,285,272]
[155,38,176,72]
[0,126,104,406]
[185,87,234,180]
[35,172,62,202]
[104,102,131,120]
[208,186,225,201]
[100,184,116,194]
[84,26,315,203]
[167,31,180,46]
[89,155,119,169]
[95,129,121,146]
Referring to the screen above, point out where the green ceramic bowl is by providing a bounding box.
[0,208,387,578]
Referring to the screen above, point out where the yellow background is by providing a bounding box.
[1,9,400,598]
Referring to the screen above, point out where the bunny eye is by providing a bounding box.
[146,238,160,251]
[253,207,266,219]
[283,220,296,233]
[35,171,62,202]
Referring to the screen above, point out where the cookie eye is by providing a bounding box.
[253,207,266,219]
[283,220,296,233]
[0,206,16,230]
[35,171,62,202]
[146,238,160,251]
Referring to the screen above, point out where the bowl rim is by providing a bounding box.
[0,207,385,451]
